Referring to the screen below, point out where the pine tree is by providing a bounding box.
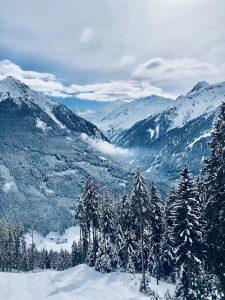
[83,178,100,265]
[71,241,80,267]
[161,188,176,281]
[173,165,205,300]
[149,182,164,284]
[117,194,137,272]
[95,194,119,273]
[130,167,150,294]
[204,102,225,294]
[75,196,89,261]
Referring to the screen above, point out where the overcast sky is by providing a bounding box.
[0,0,225,108]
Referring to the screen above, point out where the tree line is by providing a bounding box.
[75,102,225,299]
[0,218,82,272]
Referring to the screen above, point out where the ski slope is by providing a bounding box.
[0,264,175,300]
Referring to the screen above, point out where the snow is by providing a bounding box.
[0,164,18,193]
[36,118,49,131]
[25,226,80,252]
[0,76,66,129]
[3,181,17,192]
[147,128,154,138]
[0,264,175,300]
[99,156,107,161]
[186,131,211,149]
[170,81,225,130]
[87,95,173,139]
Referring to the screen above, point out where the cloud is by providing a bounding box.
[79,26,94,43]
[81,133,130,155]
[0,60,72,98]
[70,80,173,101]
[0,59,174,101]
[119,55,136,67]
[132,57,221,82]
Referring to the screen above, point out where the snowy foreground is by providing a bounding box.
[0,264,175,300]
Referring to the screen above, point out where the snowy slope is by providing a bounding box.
[167,80,225,131]
[0,77,132,233]
[84,95,173,140]
[0,264,175,300]
[117,80,225,147]
[116,80,225,185]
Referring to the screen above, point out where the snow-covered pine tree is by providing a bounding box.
[21,235,28,271]
[173,165,205,300]
[71,241,80,267]
[126,249,135,273]
[130,167,150,294]
[204,102,225,294]
[117,194,137,272]
[161,188,176,282]
[95,192,119,273]
[149,182,164,285]
[75,196,88,261]
[82,177,100,266]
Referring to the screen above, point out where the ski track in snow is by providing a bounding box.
[0,264,175,300]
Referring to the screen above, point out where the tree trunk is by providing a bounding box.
[92,223,96,262]
[140,221,146,290]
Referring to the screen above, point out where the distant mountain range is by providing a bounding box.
[0,77,132,233]
[81,95,173,140]
[115,80,225,185]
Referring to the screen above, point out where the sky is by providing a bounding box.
[0,0,225,110]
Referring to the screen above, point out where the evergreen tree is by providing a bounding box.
[75,196,89,261]
[82,178,100,265]
[95,193,119,272]
[161,188,176,281]
[173,165,205,300]
[71,241,80,267]
[130,167,150,293]
[117,194,137,272]
[149,183,164,284]
[204,102,225,294]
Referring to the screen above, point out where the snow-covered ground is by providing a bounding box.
[0,264,175,300]
[25,226,80,252]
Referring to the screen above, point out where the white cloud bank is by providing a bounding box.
[0,60,72,98]
[0,59,173,101]
[70,80,173,101]
[132,57,222,82]
[81,133,130,155]
[1,58,223,102]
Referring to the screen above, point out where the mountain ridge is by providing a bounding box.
[0,77,131,233]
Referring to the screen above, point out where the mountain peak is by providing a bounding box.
[0,76,30,97]
[188,81,210,94]
[0,76,26,87]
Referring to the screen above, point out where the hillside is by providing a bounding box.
[115,81,225,183]
[83,95,173,140]
[0,77,132,233]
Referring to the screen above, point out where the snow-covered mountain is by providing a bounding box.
[116,80,225,184]
[83,95,173,140]
[0,76,132,233]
